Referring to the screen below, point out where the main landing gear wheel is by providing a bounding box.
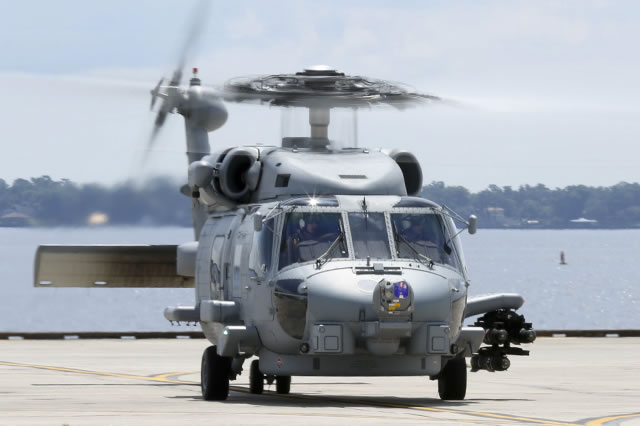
[201,346,232,401]
[275,375,291,394]
[249,359,264,394]
[438,357,467,400]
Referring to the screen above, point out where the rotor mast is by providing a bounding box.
[309,107,330,140]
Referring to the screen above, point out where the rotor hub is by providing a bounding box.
[297,65,344,76]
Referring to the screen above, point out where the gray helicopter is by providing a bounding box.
[34,63,536,402]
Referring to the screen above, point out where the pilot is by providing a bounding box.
[298,216,322,242]
[402,216,442,247]
[281,215,322,263]
[402,216,427,242]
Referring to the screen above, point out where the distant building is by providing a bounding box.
[569,217,598,228]
[522,219,542,228]
[485,207,506,227]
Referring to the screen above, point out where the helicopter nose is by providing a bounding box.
[305,273,451,323]
[303,272,454,356]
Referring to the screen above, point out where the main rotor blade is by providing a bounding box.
[220,74,447,109]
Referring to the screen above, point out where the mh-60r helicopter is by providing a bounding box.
[33,58,536,402]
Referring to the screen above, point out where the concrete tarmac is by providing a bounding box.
[1,337,639,425]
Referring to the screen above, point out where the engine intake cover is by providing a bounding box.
[384,149,423,196]
[218,147,261,201]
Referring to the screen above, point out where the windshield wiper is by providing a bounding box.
[393,223,434,269]
[316,220,347,269]
[315,232,346,269]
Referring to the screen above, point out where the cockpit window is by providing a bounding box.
[279,212,347,269]
[258,218,275,272]
[348,212,391,259]
[391,213,459,269]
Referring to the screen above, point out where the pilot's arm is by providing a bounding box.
[290,231,303,263]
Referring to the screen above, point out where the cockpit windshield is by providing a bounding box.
[390,213,459,269]
[348,212,391,259]
[275,209,459,270]
[279,212,347,269]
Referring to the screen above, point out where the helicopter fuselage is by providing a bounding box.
[187,193,478,377]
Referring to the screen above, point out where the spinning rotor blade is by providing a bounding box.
[145,0,211,159]
[146,84,180,157]
[171,0,210,86]
[150,78,164,110]
[221,67,446,110]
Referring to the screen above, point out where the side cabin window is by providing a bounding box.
[390,213,459,269]
[347,212,391,260]
[279,212,347,269]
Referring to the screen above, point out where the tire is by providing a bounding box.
[201,346,231,401]
[275,375,291,394]
[438,357,467,400]
[249,359,264,394]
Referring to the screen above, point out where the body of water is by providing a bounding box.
[1,227,638,331]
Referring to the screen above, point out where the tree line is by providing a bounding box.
[1,176,639,228]
[421,181,640,228]
[0,176,192,227]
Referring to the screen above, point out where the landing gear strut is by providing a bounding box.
[438,357,467,400]
[201,346,232,401]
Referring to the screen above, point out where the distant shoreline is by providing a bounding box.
[2,177,640,228]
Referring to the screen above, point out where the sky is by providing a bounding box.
[1,0,639,191]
